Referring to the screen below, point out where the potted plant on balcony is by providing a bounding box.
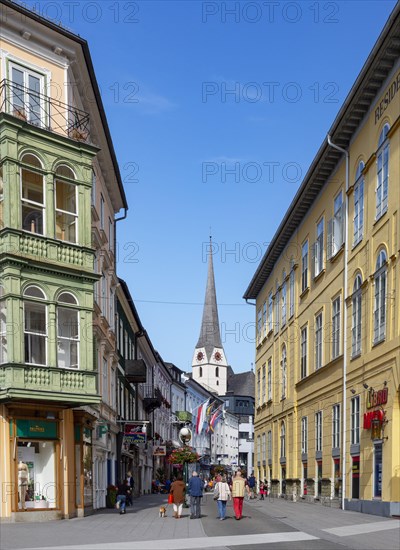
[70,127,88,142]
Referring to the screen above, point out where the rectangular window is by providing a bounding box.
[101,273,107,317]
[0,296,7,364]
[24,301,46,365]
[281,280,287,327]
[267,430,272,461]
[351,396,360,445]
[100,194,105,230]
[57,307,79,369]
[262,433,266,462]
[257,308,262,342]
[300,326,307,379]
[289,267,295,317]
[119,319,123,354]
[315,312,323,370]
[261,364,266,404]
[124,330,128,360]
[314,218,324,277]
[55,178,78,243]
[354,179,364,245]
[352,285,362,357]
[21,165,45,235]
[374,443,383,498]
[328,192,344,258]
[108,218,114,252]
[274,286,280,333]
[257,435,261,463]
[374,262,387,344]
[262,300,267,337]
[316,411,322,452]
[332,296,341,359]
[268,291,273,333]
[109,287,115,327]
[10,64,43,126]
[301,416,308,454]
[257,369,261,406]
[267,359,272,401]
[301,241,308,292]
[376,142,389,219]
[352,456,360,499]
[102,357,108,402]
[332,404,340,448]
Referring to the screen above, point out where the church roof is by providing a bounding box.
[227,370,255,397]
[196,239,223,358]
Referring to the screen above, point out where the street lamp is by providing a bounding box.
[178,426,192,507]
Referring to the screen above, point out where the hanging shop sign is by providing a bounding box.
[16,420,57,439]
[153,446,166,456]
[366,387,388,409]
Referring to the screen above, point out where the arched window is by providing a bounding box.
[280,422,286,458]
[354,162,364,245]
[281,271,287,327]
[23,285,47,365]
[21,153,44,235]
[55,165,78,243]
[0,286,6,364]
[352,275,362,357]
[376,124,390,219]
[281,345,287,399]
[374,250,387,343]
[215,367,219,378]
[199,366,203,377]
[57,291,79,369]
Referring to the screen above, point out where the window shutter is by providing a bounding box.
[327,218,333,260]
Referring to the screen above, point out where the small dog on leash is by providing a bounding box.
[159,505,167,518]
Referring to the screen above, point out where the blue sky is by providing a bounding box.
[25,0,397,373]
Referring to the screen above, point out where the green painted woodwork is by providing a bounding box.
[0,113,101,406]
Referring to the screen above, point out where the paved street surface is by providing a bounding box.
[0,494,399,550]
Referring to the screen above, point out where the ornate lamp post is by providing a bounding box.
[179,426,192,490]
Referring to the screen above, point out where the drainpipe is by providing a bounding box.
[327,135,349,512]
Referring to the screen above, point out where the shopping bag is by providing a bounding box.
[168,493,174,504]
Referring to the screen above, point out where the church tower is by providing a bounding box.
[192,238,228,395]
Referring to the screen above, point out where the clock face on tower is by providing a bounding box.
[214,351,223,362]
[196,351,204,362]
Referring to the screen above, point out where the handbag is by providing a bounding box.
[213,483,220,501]
[168,493,174,504]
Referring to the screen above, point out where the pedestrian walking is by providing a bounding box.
[259,480,266,500]
[230,470,250,520]
[188,471,203,519]
[248,473,256,499]
[213,475,231,520]
[126,471,134,505]
[115,480,130,515]
[170,473,186,519]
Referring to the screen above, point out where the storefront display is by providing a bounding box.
[17,441,57,509]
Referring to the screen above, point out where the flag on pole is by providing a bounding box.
[207,404,224,433]
[196,398,210,435]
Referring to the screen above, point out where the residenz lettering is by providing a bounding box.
[375,71,400,124]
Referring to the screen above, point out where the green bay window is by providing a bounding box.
[21,154,45,235]
[57,292,79,369]
[0,286,6,364]
[55,165,78,243]
[23,286,47,366]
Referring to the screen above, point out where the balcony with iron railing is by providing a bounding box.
[141,384,163,414]
[0,79,91,143]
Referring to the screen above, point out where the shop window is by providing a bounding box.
[303,463,308,495]
[24,286,47,365]
[17,440,57,510]
[55,165,77,243]
[334,458,341,498]
[21,153,44,235]
[317,460,322,497]
[57,293,79,369]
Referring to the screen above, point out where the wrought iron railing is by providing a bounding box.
[0,79,90,143]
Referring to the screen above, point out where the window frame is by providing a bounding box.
[314,217,324,277]
[300,325,307,379]
[353,162,364,246]
[281,345,287,400]
[267,358,272,401]
[373,250,387,344]
[352,275,362,357]
[376,124,390,220]
[20,154,45,236]
[301,241,308,292]
[351,396,360,445]
[0,286,7,365]
[332,404,340,449]
[55,166,78,244]
[301,416,308,454]
[315,411,322,452]
[315,312,323,370]
[23,286,47,366]
[57,294,80,370]
[332,296,341,359]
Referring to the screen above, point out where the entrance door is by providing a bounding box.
[374,444,382,498]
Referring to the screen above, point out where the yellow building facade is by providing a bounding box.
[244,6,400,518]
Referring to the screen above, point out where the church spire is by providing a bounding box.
[196,237,222,358]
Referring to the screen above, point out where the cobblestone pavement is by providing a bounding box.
[0,493,399,550]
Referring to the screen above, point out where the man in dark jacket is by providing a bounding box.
[248,473,256,499]
[188,471,203,519]
[116,480,130,514]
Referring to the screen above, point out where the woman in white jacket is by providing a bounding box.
[214,475,231,520]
